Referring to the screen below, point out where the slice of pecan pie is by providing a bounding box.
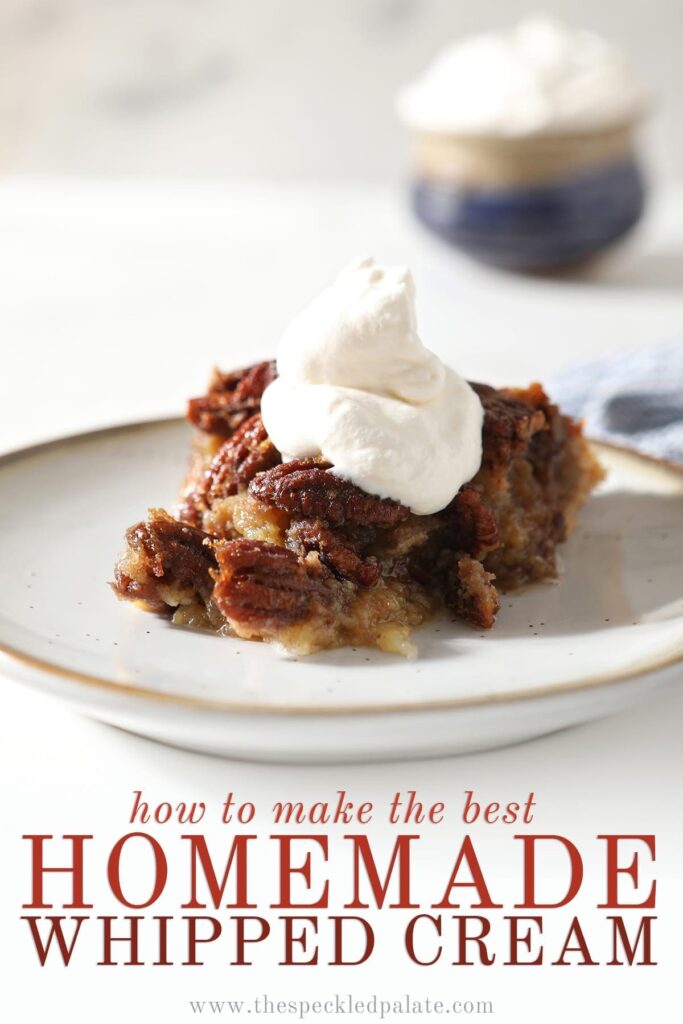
[112,361,603,655]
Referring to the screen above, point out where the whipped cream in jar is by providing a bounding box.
[396,16,650,269]
[397,15,647,140]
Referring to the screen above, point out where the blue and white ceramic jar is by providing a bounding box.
[397,17,649,271]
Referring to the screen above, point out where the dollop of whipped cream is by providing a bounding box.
[260,257,483,516]
[396,15,647,136]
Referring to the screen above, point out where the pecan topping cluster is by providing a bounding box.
[117,363,573,642]
[187,360,277,437]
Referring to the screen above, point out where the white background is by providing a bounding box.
[1,1,683,1020]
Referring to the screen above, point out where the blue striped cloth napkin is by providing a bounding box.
[549,343,683,465]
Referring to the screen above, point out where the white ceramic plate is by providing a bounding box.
[0,420,681,762]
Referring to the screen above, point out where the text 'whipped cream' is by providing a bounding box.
[260,257,483,516]
[396,15,647,137]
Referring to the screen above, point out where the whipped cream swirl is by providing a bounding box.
[260,257,483,516]
[396,15,647,137]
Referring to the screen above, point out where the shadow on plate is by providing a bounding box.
[489,490,683,639]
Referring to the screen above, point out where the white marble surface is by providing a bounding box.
[0,0,681,181]
[0,180,681,1022]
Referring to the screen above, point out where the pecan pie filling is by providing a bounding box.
[112,359,604,656]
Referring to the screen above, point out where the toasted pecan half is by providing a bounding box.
[181,414,281,526]
[249,459,410,527]
[286,519,380,587]
[112,510,217,611]
[213,538,332,632]
[471,381,547,469]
